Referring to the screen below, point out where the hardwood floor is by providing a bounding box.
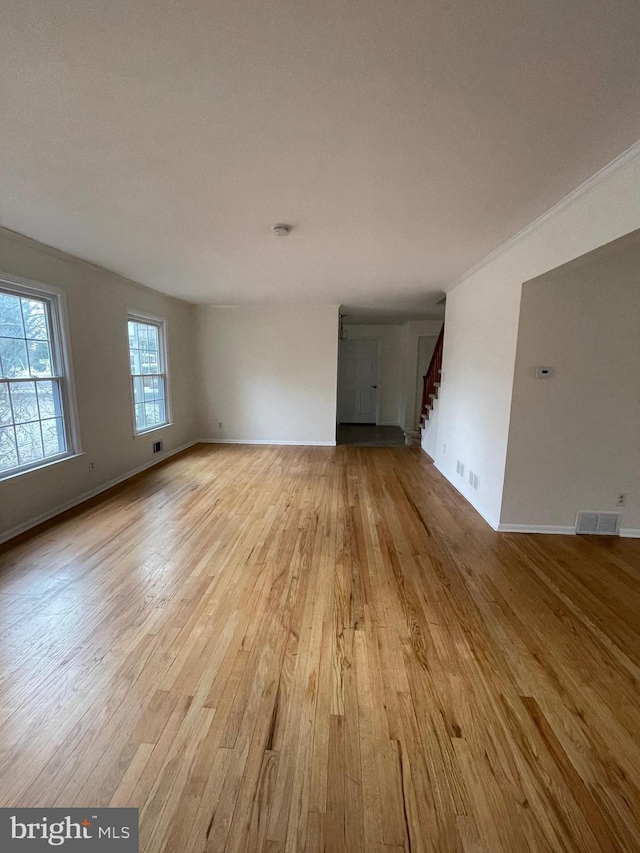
[0,444,639,852]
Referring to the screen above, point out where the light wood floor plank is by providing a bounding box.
[0,443,638,852]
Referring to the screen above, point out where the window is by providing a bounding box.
[127,314,169,433]
[0,281,77,477]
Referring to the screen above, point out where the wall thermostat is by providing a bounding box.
[535,366,554,378]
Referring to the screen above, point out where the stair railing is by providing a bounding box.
[420,325,444,425]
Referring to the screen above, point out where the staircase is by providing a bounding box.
[419,324,444,428]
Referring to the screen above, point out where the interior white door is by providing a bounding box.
[338,338,379,423]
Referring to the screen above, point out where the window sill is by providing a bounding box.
[0,451,85,484]
[133,422,174,438]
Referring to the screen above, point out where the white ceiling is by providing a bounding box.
[1,1,639,310]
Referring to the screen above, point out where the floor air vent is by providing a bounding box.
[575,512,620,536]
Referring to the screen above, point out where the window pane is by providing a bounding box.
[0,426,18,471]
[41,417,66,457]
[140,350,158,375]
[142,376,155,397]
[130,349,141,375]
[0,337,30,378]
[37,379,64,419]
[0,382,12,425]
[16,421,44,464]
[27,339,53,377]
[21,298,48,340]
[147,325,159,351]
[9,381,39,424]
[128,321,138,349]
[134,403,145,431]
[0,294,25,338]
[133,376,144,405]
[145,402,160,426]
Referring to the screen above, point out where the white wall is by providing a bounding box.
[501,233,640,534]
[435,148,640,529]
[0,227,197,542]
[196,304,339,444]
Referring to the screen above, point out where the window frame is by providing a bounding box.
[126,311,172,436]
[0,272,81,481]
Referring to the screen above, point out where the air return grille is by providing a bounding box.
[575,512,620,536]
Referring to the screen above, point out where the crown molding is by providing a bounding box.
[449,138,640,290]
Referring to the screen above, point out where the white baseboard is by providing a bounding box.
[500,524,640,537]
[0,441,198,546]
[433,462,499,530]
[377,421,401,427]
[200,438,336,446]
[497,523,576,535]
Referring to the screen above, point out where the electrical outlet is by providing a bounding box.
[615,493,627,508]
[443,443,446,455]
[218,422,223,428]
[88,461,96,472]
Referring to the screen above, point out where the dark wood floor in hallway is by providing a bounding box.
[0,444,639,852]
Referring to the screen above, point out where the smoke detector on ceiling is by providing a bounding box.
[272,224,292,236]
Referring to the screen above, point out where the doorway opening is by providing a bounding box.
[337,335,406,446]
[335,314,444,447]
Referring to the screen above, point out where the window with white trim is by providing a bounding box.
[0,282,76,477]
[127,314,169,433]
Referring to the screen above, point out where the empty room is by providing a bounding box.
[0,2,639,851]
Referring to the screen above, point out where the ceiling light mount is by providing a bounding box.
[272,223,292,237]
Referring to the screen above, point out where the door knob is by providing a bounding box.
[371,385,378,389]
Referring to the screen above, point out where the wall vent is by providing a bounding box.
[575,512,620,536]
[153,440,163,454]
[456,460,465,478]
[468,470,479,491]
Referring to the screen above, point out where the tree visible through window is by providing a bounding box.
[0,288,70,475]
[127,316,168,433]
